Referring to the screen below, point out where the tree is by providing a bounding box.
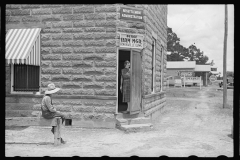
[187,44,209,64]
[167,27,180,52]
[167,27,209,64]
[167,27,189,61]
[226,71,234,78]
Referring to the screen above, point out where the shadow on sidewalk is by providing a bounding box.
[6,142,53,145]
[5,126,29,131]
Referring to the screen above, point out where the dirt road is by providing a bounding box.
[5,85,233,157]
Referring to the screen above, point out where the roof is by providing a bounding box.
[211,66,218,69]
[167,61,196,69]
[195,65,211,72]
[5,28,41,66]
[167,61,211,72]
[210,71,220,75]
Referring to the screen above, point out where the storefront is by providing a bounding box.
[5,4,168,128]
[166,61,211,86]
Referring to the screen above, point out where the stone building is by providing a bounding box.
[5,4,168,129]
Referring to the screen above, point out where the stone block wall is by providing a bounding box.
[5,63,11,94]
[5,4,168,127]
[6,4,118,97]
[5,95,116,128]
[114,4,167,94]
[5,4,119,128]
[126,5,168,118]
[142,5,167,94]
[143,93,166,117]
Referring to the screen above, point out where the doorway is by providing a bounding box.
[118,50,130,112]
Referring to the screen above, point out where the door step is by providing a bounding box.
[116,116,153,133]
[119,123,153,133]
[116,117,151,126]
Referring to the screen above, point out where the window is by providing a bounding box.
[211,68,217,71]
[12,64,40,92]
[6,28,42,94]
[151,38,156,93]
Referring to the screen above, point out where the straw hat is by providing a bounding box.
[45,83,60,94]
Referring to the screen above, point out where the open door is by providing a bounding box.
[129,49,142,115]
[118,50,130,112]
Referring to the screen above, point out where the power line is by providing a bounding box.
[175,6,200,33]
[175,13,194,32]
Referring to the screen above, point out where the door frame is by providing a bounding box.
[116,47,143,114]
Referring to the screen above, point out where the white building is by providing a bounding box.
[166,61,211,86]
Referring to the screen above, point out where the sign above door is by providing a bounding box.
[119,33,144,49]
[120,6,144,22]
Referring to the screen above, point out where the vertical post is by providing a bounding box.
[200,76,201,90]
[11,64,14,93]
[184,75,185,88]
[205,72,208,86]
[223,5,228,108]
[116,47,119,114]
[54,117,62,146]
[174,78,175,88]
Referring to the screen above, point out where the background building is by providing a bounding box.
[166,61,210,86]
[210,65,219,75]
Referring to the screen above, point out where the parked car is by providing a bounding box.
[219,81,234,89]
[227,82,234,89]
[219,81,223,87]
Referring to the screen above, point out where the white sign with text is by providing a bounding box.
[119,33,144,49]
[184,77,201,83]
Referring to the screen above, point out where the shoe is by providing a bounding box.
[61,138,67,144]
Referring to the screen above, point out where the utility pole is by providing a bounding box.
[223,5,228,108]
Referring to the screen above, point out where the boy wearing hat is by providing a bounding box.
[41,83,67,144]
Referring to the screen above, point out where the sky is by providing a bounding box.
[167,4,234,76]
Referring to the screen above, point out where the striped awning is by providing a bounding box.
[5,28,41,66]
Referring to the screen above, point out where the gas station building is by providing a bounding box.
[166,61,212,86]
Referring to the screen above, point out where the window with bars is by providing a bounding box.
[13,64,40,92]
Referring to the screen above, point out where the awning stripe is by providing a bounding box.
[6,29,25,60]
[6,28,41,66]
[16,29,35,60]
[14,29,33,61]
[8,29,30,61]
[32,47,34,64]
